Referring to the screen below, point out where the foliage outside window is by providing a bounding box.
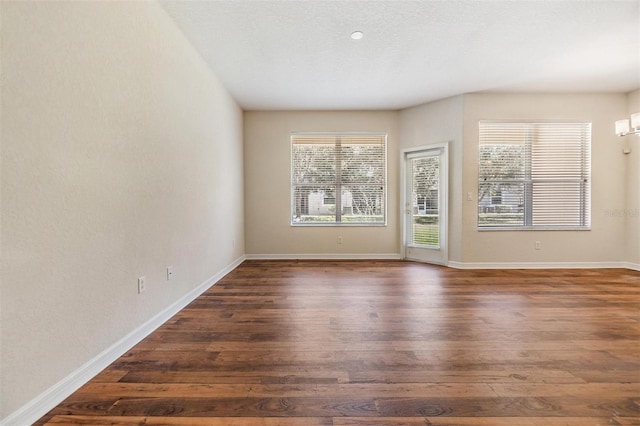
[478,121,591,230]
[410,154,441,246]
[291,133,386,225]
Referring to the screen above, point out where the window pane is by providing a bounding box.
[478,182,525,227]
[291,133,386,225]
[478,143,526,228]
[341,144,385,185]
[292,144,335,185]
[341,185,384,223]
[411,156,440,246]
[479,144,525,181]
[532,124,589,180]
[532,181,586,227]
[478,121,590,230]
[292,185,336,223]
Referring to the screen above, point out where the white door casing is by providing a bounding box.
[401,143,449,265]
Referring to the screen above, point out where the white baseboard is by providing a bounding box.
[447,261,636,270]
[623,262,640,271]
[245,253,403,260]
[0,255,246,426]
[3,253,635,425]
[245,255,638,271]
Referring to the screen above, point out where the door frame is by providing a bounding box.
[400,142,449,265]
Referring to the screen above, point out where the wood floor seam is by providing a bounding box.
[35,260,640,425]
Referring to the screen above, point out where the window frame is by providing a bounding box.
[290,132,388,227]
[477,120,591,231]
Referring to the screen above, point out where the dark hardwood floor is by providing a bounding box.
[37,260,640,425]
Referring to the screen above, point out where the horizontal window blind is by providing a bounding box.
[291,133,386,225]
[478,122,591,229]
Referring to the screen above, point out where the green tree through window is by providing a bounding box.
[478,122,591,229]
[292,134,386,225]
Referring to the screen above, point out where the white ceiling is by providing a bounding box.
[159,0,640,111]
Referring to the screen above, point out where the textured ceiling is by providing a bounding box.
[159,0,640,110]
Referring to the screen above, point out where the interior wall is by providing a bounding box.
[398,96,464,262]
[625,89,640,268]
[461,93,628,265]
[0,1,243,419]
[244,111,400,256]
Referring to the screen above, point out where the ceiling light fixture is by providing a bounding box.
[615,113,640,137]
[351,31,364,40]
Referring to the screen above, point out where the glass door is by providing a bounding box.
[402,144,448,265]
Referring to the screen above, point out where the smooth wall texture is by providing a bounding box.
[461,93,628,264]
[626,90,640,268]
[1,1,243,419]
[399,96,464,262]
[244,111,399,256]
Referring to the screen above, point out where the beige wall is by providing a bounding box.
[244,94,635,266]
[0,1,243,419]
[2,2,637,420]
[461,93,629,264]
[244,111,400,256]
[625,90,640,268]
[399,96,464,262]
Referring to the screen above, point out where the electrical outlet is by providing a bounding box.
[138,276,146,294]
[167,266,173,281]
[535,241,541,250]
[337,236,343,244]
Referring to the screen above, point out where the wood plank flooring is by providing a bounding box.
[36,260,640,425]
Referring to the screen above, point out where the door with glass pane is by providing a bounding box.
[402,144,448,265]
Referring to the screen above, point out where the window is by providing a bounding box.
[478,121,591,230]
[291,133,386,225]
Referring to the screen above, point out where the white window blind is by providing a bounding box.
[291,133,386,225]
[478,121,591,229]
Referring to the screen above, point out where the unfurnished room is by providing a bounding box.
[1,0,639,425]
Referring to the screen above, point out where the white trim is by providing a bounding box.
[406,257,448,266]
[447,261,637,270]
[4,254,634,425]
[0,255,246,426]
[245,253,402,260]
[623,262,640,271]
[400,142,450,264]
[245,256,639,270]
[290,132,388,227]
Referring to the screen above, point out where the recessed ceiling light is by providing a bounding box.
[351,31,364,40]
